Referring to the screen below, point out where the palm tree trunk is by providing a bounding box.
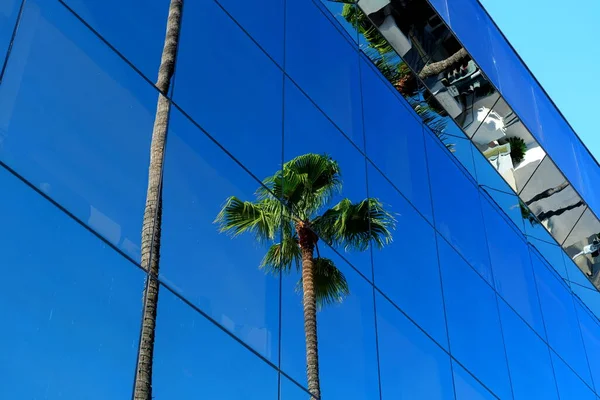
[537,200,584,222]
[525,181,569,206]
[297,223,321,400]
[134,1,183,399]
[418,48,468,79]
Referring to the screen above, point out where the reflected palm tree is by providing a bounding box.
[135,1,183,399]
[537,200,585,222]
[525,182,569,206]
[215,153,395,399]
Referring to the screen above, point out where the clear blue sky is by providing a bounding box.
[479,0,600,162]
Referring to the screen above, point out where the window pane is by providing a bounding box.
[529,237,569,282]
[576,301,600,386]
[160,108,280,362]
[281,249,379,399]
[286,0,362,146]
[61,0,169,81]
[280,374,317,400]
[498,299,559,400]
[480,187,526,236]
[426,131,492,283]
[481,195,546,337]
[153,284,278,399]
[174,0,283,179]
[0,0,158,261]
[0,166,144,399]
[453,361,497,400]
[551,351,596,400]
[368,164,447,347]
[438,236,511,400]
[284,80,371,277]
[376,292,454,399]
[0,0,20,68]
[563,208,600,282]
[532,252,593,387]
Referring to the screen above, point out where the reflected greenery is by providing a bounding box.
[507,137,527,164]
[215,153,395,399]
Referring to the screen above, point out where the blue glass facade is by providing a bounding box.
[1,0,600,399]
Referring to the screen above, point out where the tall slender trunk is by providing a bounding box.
[525,181,569,206]
[134,1,183,399]
[418,48,468,79]
[537,200,585,222]
[297,223,321,400]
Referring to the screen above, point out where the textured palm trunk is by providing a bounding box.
[134,1,183,399]
[525,181,569,206]
[418,48,468,79]
[297,223,321,400]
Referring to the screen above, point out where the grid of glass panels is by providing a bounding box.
[0,0,599,399]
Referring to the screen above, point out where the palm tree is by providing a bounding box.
[215,153,395,399]
[134,1,183,399]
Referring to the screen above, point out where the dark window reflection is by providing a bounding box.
[368,164,447,347]
[375,292,454,400]
[0,166,144,399]
[438,236,512,400]
[153,284,279,399]
[498,299,559,400]
[563,209,600,285]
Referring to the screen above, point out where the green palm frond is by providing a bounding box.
[296,257,350,308]
[342,4,394,56]
[214,196,281,242]
[259,234,302,275]
[313,198,396,251]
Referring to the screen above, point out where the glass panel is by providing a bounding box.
[528,237,569,282]
[572,285,600,322]
[61,0,169,81]
[0,0,158,261]
[472,141,518,194]
[0,166,144,399]
[432,126,477,179]
[532,251,593,386]
[520,157,586,245]
[361,55,432,220]
[0,0,20,70]
[368,164,447,347]
[174,0,283,179]
[160,108,280,362]
[481,194,546,337]
[551,351,596,400]
[287,0,363,146]
[284,80,371,277]
[320,0,359,44]
[472,98,545,193]
[280,374,318,400]
[452,361,497,400]
[576,300,600,386]
[153,283,279,399]
[563,209,600,283]
[498,299,559,400]
[376,292,454,400]
[438,236,512,400]
[479,188,525,236]
[563,251,597,292]
[425,129,493,282]
[427,0,449,23]
[281,249,379,399]
[216,0,284,65]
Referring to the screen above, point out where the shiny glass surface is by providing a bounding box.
[529,237,569,282]
[0,0,158,261]
[551,351,596,400]
[438,236,512,400]
[160,108,280,362]
[153,283,279,399]
[0,0,20,70]
[320,0,359,44]
[563,208,600,283]
[376,292,455,400]
[576,300,600,386]
[452,361,498,400]
[0,166,144,399]
[479,188,525,236]
[368,164,447,347]
[498,299,559,400]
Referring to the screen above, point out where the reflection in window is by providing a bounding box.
[0,166,144,399]
[438,236,512,400]
[153,284,279,399]
[0,0,21,72]
[575,301,600,386]
[498,300,559,400]
[452,361,497,400]
[551,351,596,400]
[563,209,600,285]
[376,292,454,400]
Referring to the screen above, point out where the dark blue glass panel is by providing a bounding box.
[0,0,20,70]
[0,0,158,261]
[480,187,526,236]
[361,57,432,221]
[286,0,363,147]
[0,166,144,400]
[368,164,447,348]
[153,285,278,399]
[572,285,600,322]
[61,0,169,81]
[436,128,477,180]
[452,361,497,400]
[425,131,493,282]
[280,375,318,400]
[551,351,596,400]
[438,236,512,400]
[320,0,358,44]
[284,80,371,277]
[532,251,593,386]
[481,194,546,337]
[563,251,596,292]
[427,0,449,23]
[174,0,283,179]
[576,300,600,386]
[160,109,280,362]
[216,0,284,65]
[498,299,559,400]
[528,238,569,282]
[445,0,498,86]
[281,250,379,400]
[376,292,454,400]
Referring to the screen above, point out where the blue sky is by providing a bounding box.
[479,0,600,162]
